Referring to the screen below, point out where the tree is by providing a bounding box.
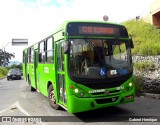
[0,49,15,67]
[8,63,22,70]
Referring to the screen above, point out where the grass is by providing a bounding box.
[134,61,155,71]
[0,67,8,78]
[123,20,160,55]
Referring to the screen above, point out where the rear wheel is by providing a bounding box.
[31,86,36,91]
[28,75,31,85]
[48,85,60,110]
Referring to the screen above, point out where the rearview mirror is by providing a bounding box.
[64,41,70,54]
[129,35,134,48]
[130,39,134,48]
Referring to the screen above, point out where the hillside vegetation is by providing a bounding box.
[123,20,160,55]
[0,67,8,78]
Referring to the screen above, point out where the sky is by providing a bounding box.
[0,0,156,62]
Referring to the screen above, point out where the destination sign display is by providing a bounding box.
[67,22,128,37]
[79,26,117,35]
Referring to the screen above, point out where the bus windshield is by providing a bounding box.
[68,38,132,79]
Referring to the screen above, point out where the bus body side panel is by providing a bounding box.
[28,63,37,89]
[36,63,45,92]
[40,63,55,97]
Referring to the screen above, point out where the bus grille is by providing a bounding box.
[91,90,121,96]
[84,80,126,89]
[95,97,118,104]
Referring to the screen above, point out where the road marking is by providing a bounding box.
[15,101,47,125]
[0,101,47,125]
[15,101,30,116]
[0,107,9,115]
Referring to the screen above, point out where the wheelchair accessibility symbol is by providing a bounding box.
[100,68,106,76]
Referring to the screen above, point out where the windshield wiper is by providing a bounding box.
[84,36,94,48]
[104,37,119,62]
[111,37,119,54]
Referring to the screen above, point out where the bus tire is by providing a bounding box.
[48,85,60,110]
[28,75,30,85]
[31,86,36,91]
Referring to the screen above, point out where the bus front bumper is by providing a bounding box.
[67,90,135,113]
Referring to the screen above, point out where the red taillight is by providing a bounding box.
[125,95,134,100]
[69,85,74,89]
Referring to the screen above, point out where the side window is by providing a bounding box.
[30,47,34,63]
[39,41,46,63]
[27,49,29,63]
[28,47,34,63]
[57,41,64,71]
[23,51,25,63]
[46,37,54,63]
[28,48,31,63]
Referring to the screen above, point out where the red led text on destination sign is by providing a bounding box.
[80,26,115,34]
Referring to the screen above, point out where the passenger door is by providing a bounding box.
[56,41,67,105]
[34,49,38,89]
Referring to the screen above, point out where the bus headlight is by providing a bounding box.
[69,85,89,97]
[129,82,132,87]
[124,82,133,92]
[74,88,79,93]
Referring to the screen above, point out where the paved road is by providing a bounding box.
[0,78,160,125]
[0,78,23,111]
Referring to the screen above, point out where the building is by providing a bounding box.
[142,0,160,28]
[150,0,160,27]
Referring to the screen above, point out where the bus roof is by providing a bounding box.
[23,20,127,50]
[62,20,123,27]
[53,20,125,34]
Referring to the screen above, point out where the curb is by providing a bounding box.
[140,93,160,100]
[0,77,6,80]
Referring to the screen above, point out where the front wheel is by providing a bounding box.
[48,85,60,110]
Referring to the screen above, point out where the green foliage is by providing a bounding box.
[123,20,160,55]
[7,64,22,70]
[0,49,15,66]
[134,61,155,71]
[0,67,8,78]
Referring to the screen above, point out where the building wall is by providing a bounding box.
[150,0,160,13]
[142,0,160,27]
[142,14,151,24]
[150,0,160,27]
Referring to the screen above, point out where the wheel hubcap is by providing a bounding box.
[49,90,55,103]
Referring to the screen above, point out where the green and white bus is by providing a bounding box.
[23,20,135,113]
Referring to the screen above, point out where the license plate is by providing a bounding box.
[110,70,117,75]
[112,98,116,102]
